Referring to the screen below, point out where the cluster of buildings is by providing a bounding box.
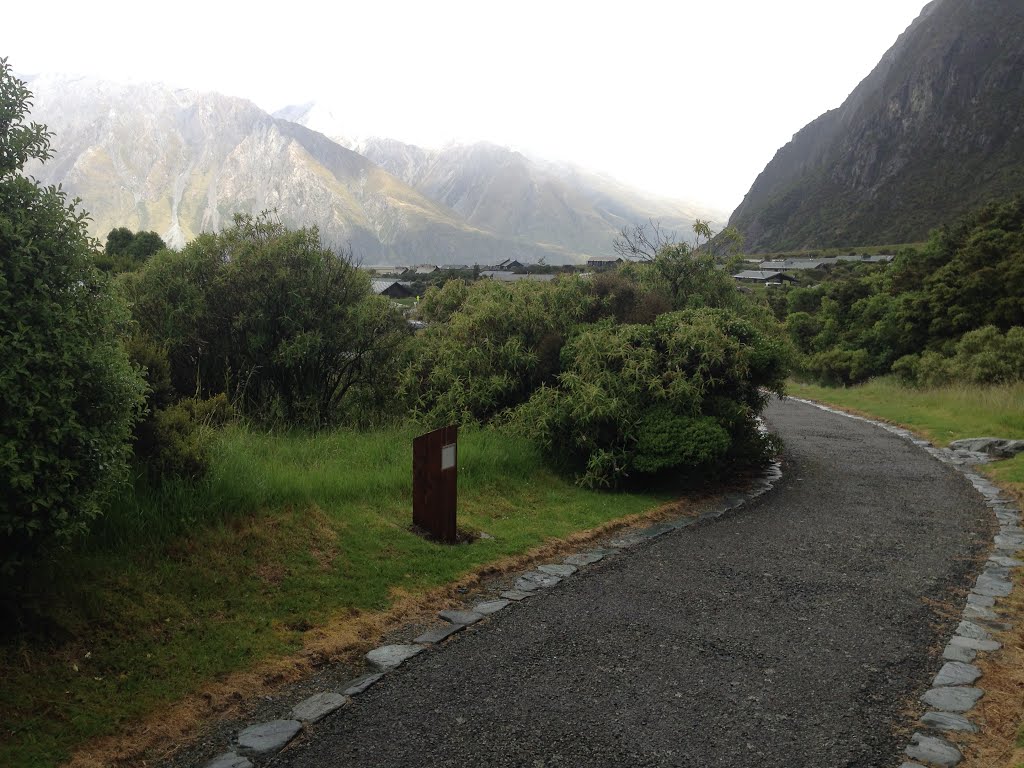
[732,254,895,285]
[365,256,630,299]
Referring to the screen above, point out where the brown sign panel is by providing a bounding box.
[412,425,458,543]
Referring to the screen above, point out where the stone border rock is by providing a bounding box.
[198,453,784,766]
[789,397,1021,768]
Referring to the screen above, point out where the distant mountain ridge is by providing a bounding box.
[277,102,720,257]
[728,0,1024,252]
[23,76,722,264]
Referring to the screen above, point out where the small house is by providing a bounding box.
[587,256,623,270]
[733,270,797,285]
[492,258,526,271]
[371,279,415,299]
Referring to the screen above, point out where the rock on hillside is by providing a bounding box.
[728,0,1024,252]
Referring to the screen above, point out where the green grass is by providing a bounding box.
[789,377,1024,502]
[1,425,667,768]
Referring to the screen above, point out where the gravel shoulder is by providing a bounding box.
[259,398,992,768]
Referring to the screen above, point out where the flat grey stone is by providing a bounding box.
[933,661,982,687]
[365,644,425,670]
[989,555,1023,567]
[237,720,302,755]
[920,711,978,733]
[439,609,483,625]
[966,592,995,607]
[204,753,253,768]
[974,574,1013,597]
[950,437,1024,458]
[473,599,510,615]
[905,732,962,766]
[638,522,676,539]
[899,763,926,768]
[291,692,349,723]
[949,635,1001,652]
[993,534,1024,551]
[964,603,998,621]
[514,572,561,591]
[564,551,605,566]
[537,563,578,577]
[415,623,464,644]
[942,644,976,663]
[921,686,984,712]
[500,589,534,601]
[956,620,991,640]
[608,533,646,548]
[668,517,696,529]
[342,672,383,696]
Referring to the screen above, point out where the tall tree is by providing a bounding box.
[0,59,146,573]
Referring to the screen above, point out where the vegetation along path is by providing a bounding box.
[266,398,992,767]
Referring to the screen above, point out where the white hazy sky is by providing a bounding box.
[3,0,929,214]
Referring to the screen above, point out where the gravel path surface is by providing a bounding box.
[267,398,992,768]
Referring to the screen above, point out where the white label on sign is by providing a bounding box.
[441,444,456,470]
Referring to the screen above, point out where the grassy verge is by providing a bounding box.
[1,425,669,768]
[788,376,1024,501]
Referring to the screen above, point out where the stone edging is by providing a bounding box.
[198,456,785,766]
[786,397,1019,768]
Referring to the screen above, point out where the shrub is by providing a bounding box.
[511,309,787,487]
[0,61,146,571]
[127,213,409,427]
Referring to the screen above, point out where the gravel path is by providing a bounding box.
[268,398,992,768]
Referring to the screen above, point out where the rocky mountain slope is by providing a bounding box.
[727,0,1024,252]
[24,77,718,264]
[278,104,721,256]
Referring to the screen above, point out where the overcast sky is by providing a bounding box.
[2,0,929,214]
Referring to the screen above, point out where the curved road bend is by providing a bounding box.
[270,398,992,768]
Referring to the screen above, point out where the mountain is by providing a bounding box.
[23,77,721,265]
[727,0,1024,253]
[277,103,723,255]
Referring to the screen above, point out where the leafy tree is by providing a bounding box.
[511,309,788,487]
[127,213,407,427]
[98,227,167,272]
[0,59,146,572]
[404,277,594,425]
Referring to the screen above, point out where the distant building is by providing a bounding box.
[758,259,831,270]
[492,258,526,271]
[440,264,470,271]
[371,279,415,299]
[834,253,895,263]
[479,271,556,283]
[411,264,439,275]
[586,256,623,270]
[365,265,409,276]
[733,270,797,285]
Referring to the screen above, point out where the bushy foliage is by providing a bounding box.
[125,213,409,427]
[96,227,167,272]
[894,326,1024,386]
[510,309,788,487]
[783,198,1024,384]
[404,277,595,425]
[0,60,146,570]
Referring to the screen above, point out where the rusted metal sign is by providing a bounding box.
[412,425,458,543]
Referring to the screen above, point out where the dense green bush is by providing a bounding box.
[894,326,1024,386]
[784,197,1024,385]
[404,277,595,425]
[510,309,788,487]
[125,213,408,427]
[0,61,146,571]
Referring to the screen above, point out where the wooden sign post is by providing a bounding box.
[412,425,458,543]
